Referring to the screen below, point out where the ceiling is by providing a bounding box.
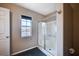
[16,3,57,16]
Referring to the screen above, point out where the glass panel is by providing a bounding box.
[21,32,27,37]
[38,22,46,48]
[21,27,32,37]
[21,19,27,26]
[26,27,31,32]
[26,19,32,22]
[45,20,57,55]
[26,32,31,37]
[26,20,32,26]
[21,31,31,37]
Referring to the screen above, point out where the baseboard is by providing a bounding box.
[11,46,37,56]
[11,46,53,56]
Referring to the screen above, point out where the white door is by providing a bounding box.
[0,7,10,56]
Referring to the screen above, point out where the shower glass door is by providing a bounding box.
[38,20,57,55]
[45,20,57,55]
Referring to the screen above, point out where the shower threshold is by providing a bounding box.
[38,46,53,56]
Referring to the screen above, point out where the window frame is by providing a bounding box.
[20,15,32,38]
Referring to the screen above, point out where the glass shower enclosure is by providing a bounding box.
[38,19,57,55]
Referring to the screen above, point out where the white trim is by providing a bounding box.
[11,46,37,56]
[56,4,63,56]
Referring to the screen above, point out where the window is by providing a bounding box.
[21,15,32,38]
